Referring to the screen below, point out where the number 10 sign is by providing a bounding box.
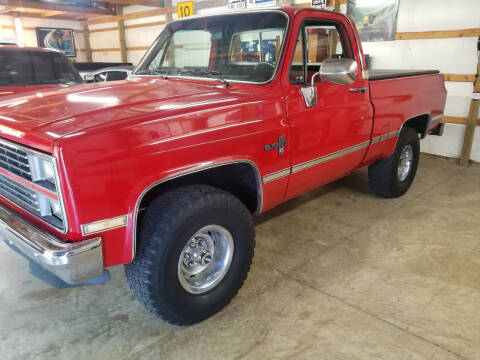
[177,1,194,18]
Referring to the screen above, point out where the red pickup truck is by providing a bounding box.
[0,8,446,325]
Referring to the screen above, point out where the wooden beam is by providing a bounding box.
[126,20,166,30]
[459,59,480,166]
[83,25,93,62]
[88,20,167,34]
[89,26,119,33]
[4,0,114,16]
[118,6,128,63]
[91,46,150,52]
[103,0,164,6]
[443,74,477,82]
[165,0,173,25]
[83,7,175,26]
[395,28,480,40]
[441,116,480,126]
[91,47,121,52]
[128,46,149,51]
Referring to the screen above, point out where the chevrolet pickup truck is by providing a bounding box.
[0,8,446,325]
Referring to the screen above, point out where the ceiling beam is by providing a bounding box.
[103,0,164,6]
[3,0,114,16]
[83,7,174,25]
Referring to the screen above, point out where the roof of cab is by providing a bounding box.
[0,45,60,52]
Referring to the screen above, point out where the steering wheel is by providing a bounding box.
[254,61,275,71]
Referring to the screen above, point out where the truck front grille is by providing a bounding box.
[0,173,40,215]
[0,142,32,181]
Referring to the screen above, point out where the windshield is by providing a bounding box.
[0,50,83,87]
[135,11,288,83]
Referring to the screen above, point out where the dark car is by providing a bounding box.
[0,46,83,97]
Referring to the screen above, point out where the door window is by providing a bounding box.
[94,72,108,82]
[289,22,353,84]
[107,71,128,81]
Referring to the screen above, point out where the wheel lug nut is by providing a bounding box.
[201,252,212,265]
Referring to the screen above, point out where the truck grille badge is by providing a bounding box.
[264,135,288,155]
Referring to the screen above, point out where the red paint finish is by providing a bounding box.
[0,8,446,268]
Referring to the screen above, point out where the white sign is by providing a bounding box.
[227,0,246,9]
[312,0,327,8]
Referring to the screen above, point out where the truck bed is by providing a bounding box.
[366,70,446,160]
[368,70,440,81]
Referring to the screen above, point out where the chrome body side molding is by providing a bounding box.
[291,140,370,174]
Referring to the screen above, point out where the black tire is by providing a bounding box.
[368,127,420,198]
[125,185,255,325]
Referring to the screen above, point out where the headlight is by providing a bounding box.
[41,159,56,185]
[27,153,66,231]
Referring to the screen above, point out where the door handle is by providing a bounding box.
[349,87,366,93]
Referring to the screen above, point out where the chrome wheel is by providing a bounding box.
[397,144,413,182]
[178,225,234,294]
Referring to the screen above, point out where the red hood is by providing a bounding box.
[0,84,71,98]
[0,77,253,152]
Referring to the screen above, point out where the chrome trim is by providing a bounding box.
[0,203,103,284]
[263,168,291,184]
[431,114,443,122]
[393,113,431,148]
[81,215,129,236]
[370,130,400,145]
[131,160,263,260]
[133,9,291,86]
[0,137,68,234]
[292,140,370,174]
[320,58,358,85]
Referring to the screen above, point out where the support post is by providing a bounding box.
[165,0,173,23]
[459,59,480,166]
[83,25,93,62]
[117,5,128,63]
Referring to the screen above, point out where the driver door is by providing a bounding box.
[284,17,373,199]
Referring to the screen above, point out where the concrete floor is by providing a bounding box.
[1,155,479,360]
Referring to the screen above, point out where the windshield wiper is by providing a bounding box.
[135,69,168,78]
[179,69,230,88]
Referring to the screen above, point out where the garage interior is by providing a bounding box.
[0,0,479,359]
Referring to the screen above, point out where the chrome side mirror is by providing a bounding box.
[300,72,321,108]
[319,58,358,85]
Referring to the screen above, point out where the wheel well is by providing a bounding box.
[138,163,261,216]
[403,114,430,139]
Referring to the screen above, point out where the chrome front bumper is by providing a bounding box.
[0,204,104,284]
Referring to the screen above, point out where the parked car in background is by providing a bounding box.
[0,46,83,97]
[73,62,133,81]
[0,39,17,46]
[88,65,134,82]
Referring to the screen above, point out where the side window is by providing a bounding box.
[52,54,80,83]
[94,72,108,82]
[288,22,352,84]
[107,71,128,81]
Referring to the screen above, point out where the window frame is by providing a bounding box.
[288,19,356,85]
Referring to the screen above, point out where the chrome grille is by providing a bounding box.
[0,173,40,215]
[0,142,32,181]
